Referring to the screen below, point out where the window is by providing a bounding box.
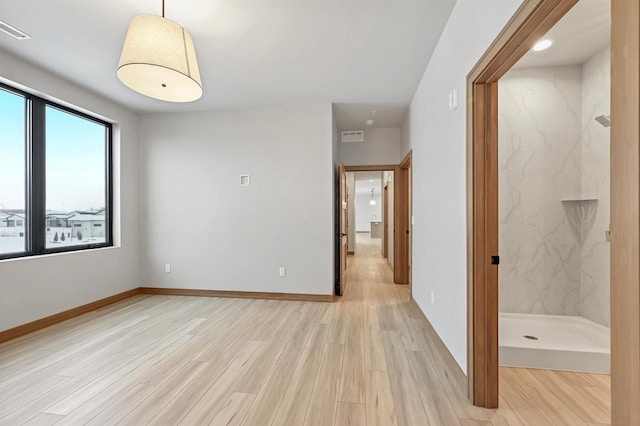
[0,89,26,255]
[45,106,108,249]
[0,82,112,260]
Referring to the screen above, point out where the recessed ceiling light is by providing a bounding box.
[0,20,31,40]
[366,119,374,126]
[532,39,553,52]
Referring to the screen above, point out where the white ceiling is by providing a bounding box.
[353,171,382,195]
[334,103,407,131]
[0,0,455,113]
[354,171,382,182]
[514,0,610,69]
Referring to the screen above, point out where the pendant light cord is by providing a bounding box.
[162,0,165,17]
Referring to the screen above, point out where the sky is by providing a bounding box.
[0,88,106,212]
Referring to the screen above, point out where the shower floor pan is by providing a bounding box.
[499,312,610,374]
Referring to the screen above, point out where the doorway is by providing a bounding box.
[467,0,639,423]
[337,162,412,291]
[346,170,392,280]
[498,0,611,375]
[348,171,385,259]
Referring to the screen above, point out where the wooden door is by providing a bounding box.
[395,152,412,284]
[407,164,412,286]
[383,183,389,258]
[337,163,348,296]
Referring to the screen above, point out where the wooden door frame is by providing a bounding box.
[610,1,640,423]
[336,162,347,296]
[383,182,389,258]
[468,0,640,421]
[398,151,412,287]
[345,162,411,285]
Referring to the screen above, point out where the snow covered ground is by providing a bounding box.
[0,227,105,255]
[0,237,25,254]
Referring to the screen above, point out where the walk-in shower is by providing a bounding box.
[497,11,611,373]
[500,313,610,373]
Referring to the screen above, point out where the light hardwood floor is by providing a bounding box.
[0,234,611,425]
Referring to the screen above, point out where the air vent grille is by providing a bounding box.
[240,175,250,186]
[341,130,364,143]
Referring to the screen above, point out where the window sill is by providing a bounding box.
[0,244,118,263]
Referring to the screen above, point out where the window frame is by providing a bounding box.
[0,81,113,260]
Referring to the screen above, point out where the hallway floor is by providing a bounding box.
[351,233,611,425]
[0,234,610,425]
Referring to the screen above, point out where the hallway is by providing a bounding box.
[345,232,476,425]
[0,234,611,425]
[348,232,612,425]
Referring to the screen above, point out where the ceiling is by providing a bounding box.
[334,103,408,131]
[353,171,382,195]
[0,0,455,114]
[514,0,610,69]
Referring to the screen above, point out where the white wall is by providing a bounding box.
[355,193,382,232]
[332,105,339,169]
[338,127,402,165]
[139,104,334,295]
[0,51,141,332]
[403,0,523,373]
[347,173,356,252]
[401,115,411,160]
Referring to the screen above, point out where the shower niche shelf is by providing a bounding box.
[561,198,599,202]
[562,199,598,243]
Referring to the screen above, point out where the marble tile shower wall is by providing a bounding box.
[498,48,611,327]
[499,66,583,317]
[580,47,611,327]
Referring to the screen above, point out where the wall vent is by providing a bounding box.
[341,130,364,143]
[240,175,250,186]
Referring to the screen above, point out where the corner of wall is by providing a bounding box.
[0,50,142,332]
[404,0,524,373]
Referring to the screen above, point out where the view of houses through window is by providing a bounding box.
[44,210,106,248]
[0,85,111,257]
[44,105,107,249]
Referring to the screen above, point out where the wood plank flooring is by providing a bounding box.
[0,234,611,425]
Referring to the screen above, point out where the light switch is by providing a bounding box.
[449,89,459,111]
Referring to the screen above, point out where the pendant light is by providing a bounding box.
[369,188,377,206]
[117,0,203,102]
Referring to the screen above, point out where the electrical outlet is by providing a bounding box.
[279,267,286,277]
[431,290,435,304]
[165,263,171,273]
